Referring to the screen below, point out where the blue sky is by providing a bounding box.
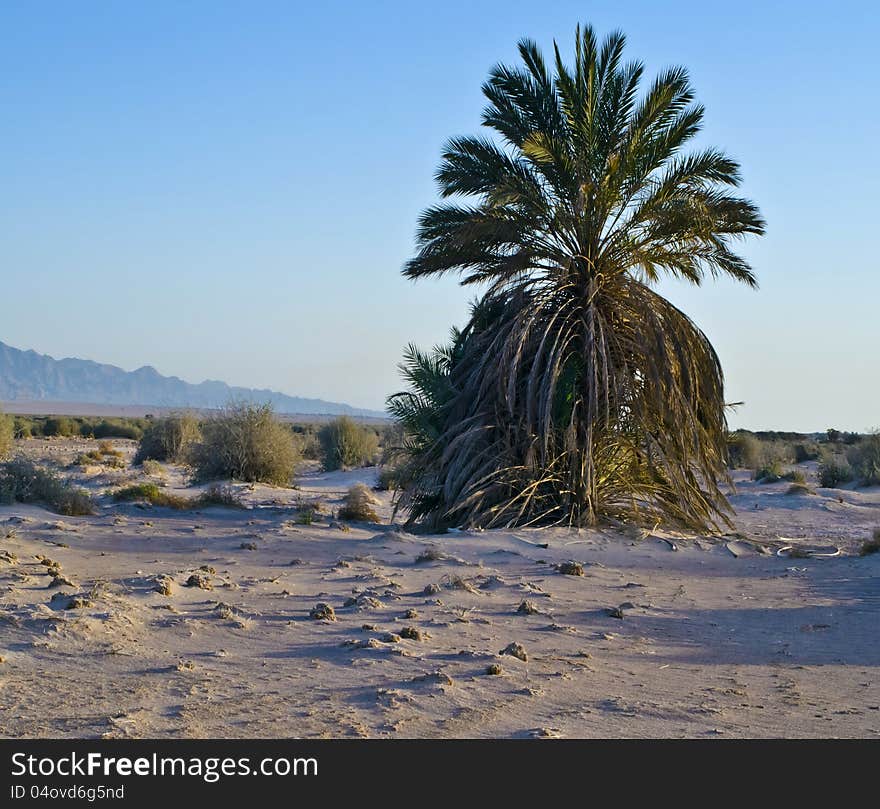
[1,1,877,430]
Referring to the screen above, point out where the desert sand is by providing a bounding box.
[1,438,878,738]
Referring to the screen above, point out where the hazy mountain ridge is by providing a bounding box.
[0,340,384,417]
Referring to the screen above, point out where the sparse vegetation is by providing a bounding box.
[141,459,166,477]
[0,458,95,515]
[134,413,200,464]
[10,414,148,440]
[318,416,379,471]
[0,412,13,459]
[860,528,880,556]
[112,482,243,509]
[847,434,880,487]
[337,483,380,523]
[817,459,854,489]
[727,432,762,469]
[189,402,299,486]
[754,460,784,483]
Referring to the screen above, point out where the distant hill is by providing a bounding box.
[0,340,385,418]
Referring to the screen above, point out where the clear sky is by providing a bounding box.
[2,1,877,430]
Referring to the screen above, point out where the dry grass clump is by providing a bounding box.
[75,441,126,469]
[112,482,243,510]
[113,483,191,509]
[141,459,166,478]
[135,412,201,464]
[318,417,379,471]
[0,458,95,516]
[189,402,299,486]
[785,482,813,496]
[337,483,380,523]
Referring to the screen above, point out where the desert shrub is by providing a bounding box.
[847,434,880,487]
[860,528,880,556]
[189,402,299,485]
[141,459,166,477]
[782,469,806,484]
[197,483,244,508]
[113,481,242,509]
[12,416,33,439]
[0,413,13,459]
[374,465,403,492]
[793,442,820,463]
[42,416,77,437]
[90,419,144,440]
[113,483,190,509]
[134,413,201,464]
[817,459,853,488]
[318,416,379,471]
[754,460,784,483]
[0,458,94,515]
[337,483,380,522]
[727,432,761,469]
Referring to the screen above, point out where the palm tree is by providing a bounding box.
[395,24,764,531]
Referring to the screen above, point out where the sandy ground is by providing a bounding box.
[1,438,878,738]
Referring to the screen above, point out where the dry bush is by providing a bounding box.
[318,417,379,471]
[817,458,853,488]
[189,402,299,486]
[337,483,380,522]
[727,432,761,469]
[847,434,880,487]
[141,459,166,477]
[0,458,95,516]
[0,413,13,460]
[135,413,201,464]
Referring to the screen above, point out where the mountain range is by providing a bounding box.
[0,340,384,418]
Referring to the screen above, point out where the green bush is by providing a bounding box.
[90,418,144,440]
[0,458,94,515]
[0,412,13,459]
[754,460,784,483]
[135,413,201,464]
[847,434,880,487]
[42,416,78,437]
[318,417,379,471]
[782,469,806,484]
[189,402,299,485]
[817,459,853,488]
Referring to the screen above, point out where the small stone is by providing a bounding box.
[606,606,624,619]
[378,632,401,643]
[239,542,258,550]
[486,663,504,675]
[517,599,539,615]
[399,626,424,641]
[423,583,441,595]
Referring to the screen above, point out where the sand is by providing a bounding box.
[1,438,878,738]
